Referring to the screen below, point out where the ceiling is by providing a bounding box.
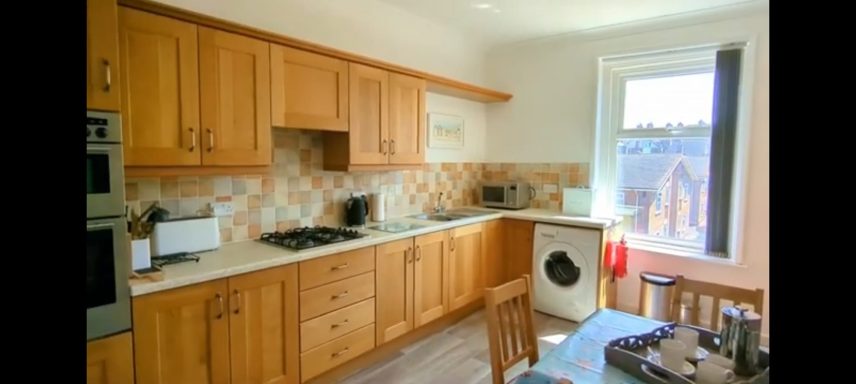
[378,0,764,47]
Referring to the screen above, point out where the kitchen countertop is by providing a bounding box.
[129,207,619,297]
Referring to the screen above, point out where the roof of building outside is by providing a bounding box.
[617,154,684,190]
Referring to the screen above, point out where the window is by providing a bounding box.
[595,44,747,259]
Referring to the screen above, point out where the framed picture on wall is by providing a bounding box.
[428,113,464,149]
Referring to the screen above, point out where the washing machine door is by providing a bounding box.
[536,242,591,294]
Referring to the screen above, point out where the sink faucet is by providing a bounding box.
[434,192,445,213]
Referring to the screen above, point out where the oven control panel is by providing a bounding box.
[86,111,122,143]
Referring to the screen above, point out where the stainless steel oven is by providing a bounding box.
[87,216,131,340]
[86,110,131,340]
[87,111,124,219]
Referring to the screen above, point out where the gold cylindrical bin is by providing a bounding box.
[638,272,676,321]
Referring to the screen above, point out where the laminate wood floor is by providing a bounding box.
[340,310,578,384]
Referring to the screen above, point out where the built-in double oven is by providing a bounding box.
[86,111,131,341]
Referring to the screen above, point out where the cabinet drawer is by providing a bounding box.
[300,324,375,382]
[299,247,375,290]
[300,271,375,321]
[300,298,375,352]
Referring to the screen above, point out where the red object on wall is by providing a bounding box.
[604,236,629,280]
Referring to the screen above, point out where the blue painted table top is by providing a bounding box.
[512,309,665,384]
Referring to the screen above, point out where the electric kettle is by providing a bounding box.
[719,306,762,376]
[345,193,370,227]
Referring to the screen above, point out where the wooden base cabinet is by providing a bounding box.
[503,219,534,283]
[133,265,299,384]
[448,223,485,311]
[87,332,134,384]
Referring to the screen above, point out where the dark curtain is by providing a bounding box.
[705,48,743,256]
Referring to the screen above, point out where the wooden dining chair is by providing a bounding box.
[485,274,539,384]
[670,274,764,331]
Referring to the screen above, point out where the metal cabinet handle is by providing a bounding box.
[207,129,214,152]
[102,59,111,92]
[415,245,421,261]
[407,247,413,263]
[330,263,349,271]
[215,293,224,319]
[390,139,396,155]
[330,319,349,329]
[382,139,387,155]
[189,128,196,152]
[331,347,350,358]
[450,237,456,252]
[232,289,241,314]
[331,291,349,300]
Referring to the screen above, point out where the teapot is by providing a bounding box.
[718,306,762,376]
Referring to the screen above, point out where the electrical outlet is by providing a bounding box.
[212,202,234,216]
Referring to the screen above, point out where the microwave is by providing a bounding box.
[481,181,533,210]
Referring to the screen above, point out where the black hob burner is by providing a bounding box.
[259,226,368,250]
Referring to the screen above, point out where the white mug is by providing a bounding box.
[697,361,735,384]
[705,354,736,370]
[659,339,687,372]
[674,327,699,359]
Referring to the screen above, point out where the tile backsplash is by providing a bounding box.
[125,129,589,243]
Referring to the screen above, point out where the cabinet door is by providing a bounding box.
[87,0,121,111]
[348,63,389,164]
[504,219,534,282]
[388,73,425,165]
[87,331,134,384]
[414,231,449,327]
[483,219,505,288]
[228,264,299,384]
[449,223,484,311]
[199,27,272,166]
[133,279,230,384]
[118,8,200,166]
[271,45,348,132]
[375,238,414,345]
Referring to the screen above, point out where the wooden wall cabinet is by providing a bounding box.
[87,0,121,112]
[118,8,271,169]
[323,63,425,171]
[133,265,299,384]
[271,45,348,132]
[87,332,134,384]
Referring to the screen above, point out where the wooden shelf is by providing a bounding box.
[118,0,512,104]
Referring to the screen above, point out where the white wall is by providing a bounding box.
[152,0,487,85]
[486,11,770,339]
[425,93,487,162]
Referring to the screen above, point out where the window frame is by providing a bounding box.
[592,42,756,263]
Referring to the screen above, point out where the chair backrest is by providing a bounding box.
[670,274,764,331]
[484,275,539,384]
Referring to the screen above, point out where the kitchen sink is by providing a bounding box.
[408,209,494,222]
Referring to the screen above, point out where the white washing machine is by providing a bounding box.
[532,223,600,323]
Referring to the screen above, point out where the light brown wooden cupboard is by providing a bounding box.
[271,45,349,132]
[87,331,134,384]
[87,0,122,112]
[448,223,485,311]
[132,265,299,384]
[323,63,425,171]
[118,8,271,168]
[503,219,535,283]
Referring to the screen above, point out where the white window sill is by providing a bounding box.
[627,240,747,267]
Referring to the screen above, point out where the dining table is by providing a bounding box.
[511,308,665,384]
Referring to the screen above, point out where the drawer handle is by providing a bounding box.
[331,347,350,358]
[330,319,349,329]
[330,263,349,271]
[215,293,224,319]
[415,245,421,261]
[407,247,413,263]
[331,290,349,300]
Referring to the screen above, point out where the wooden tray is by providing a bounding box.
[604,322,769,384]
